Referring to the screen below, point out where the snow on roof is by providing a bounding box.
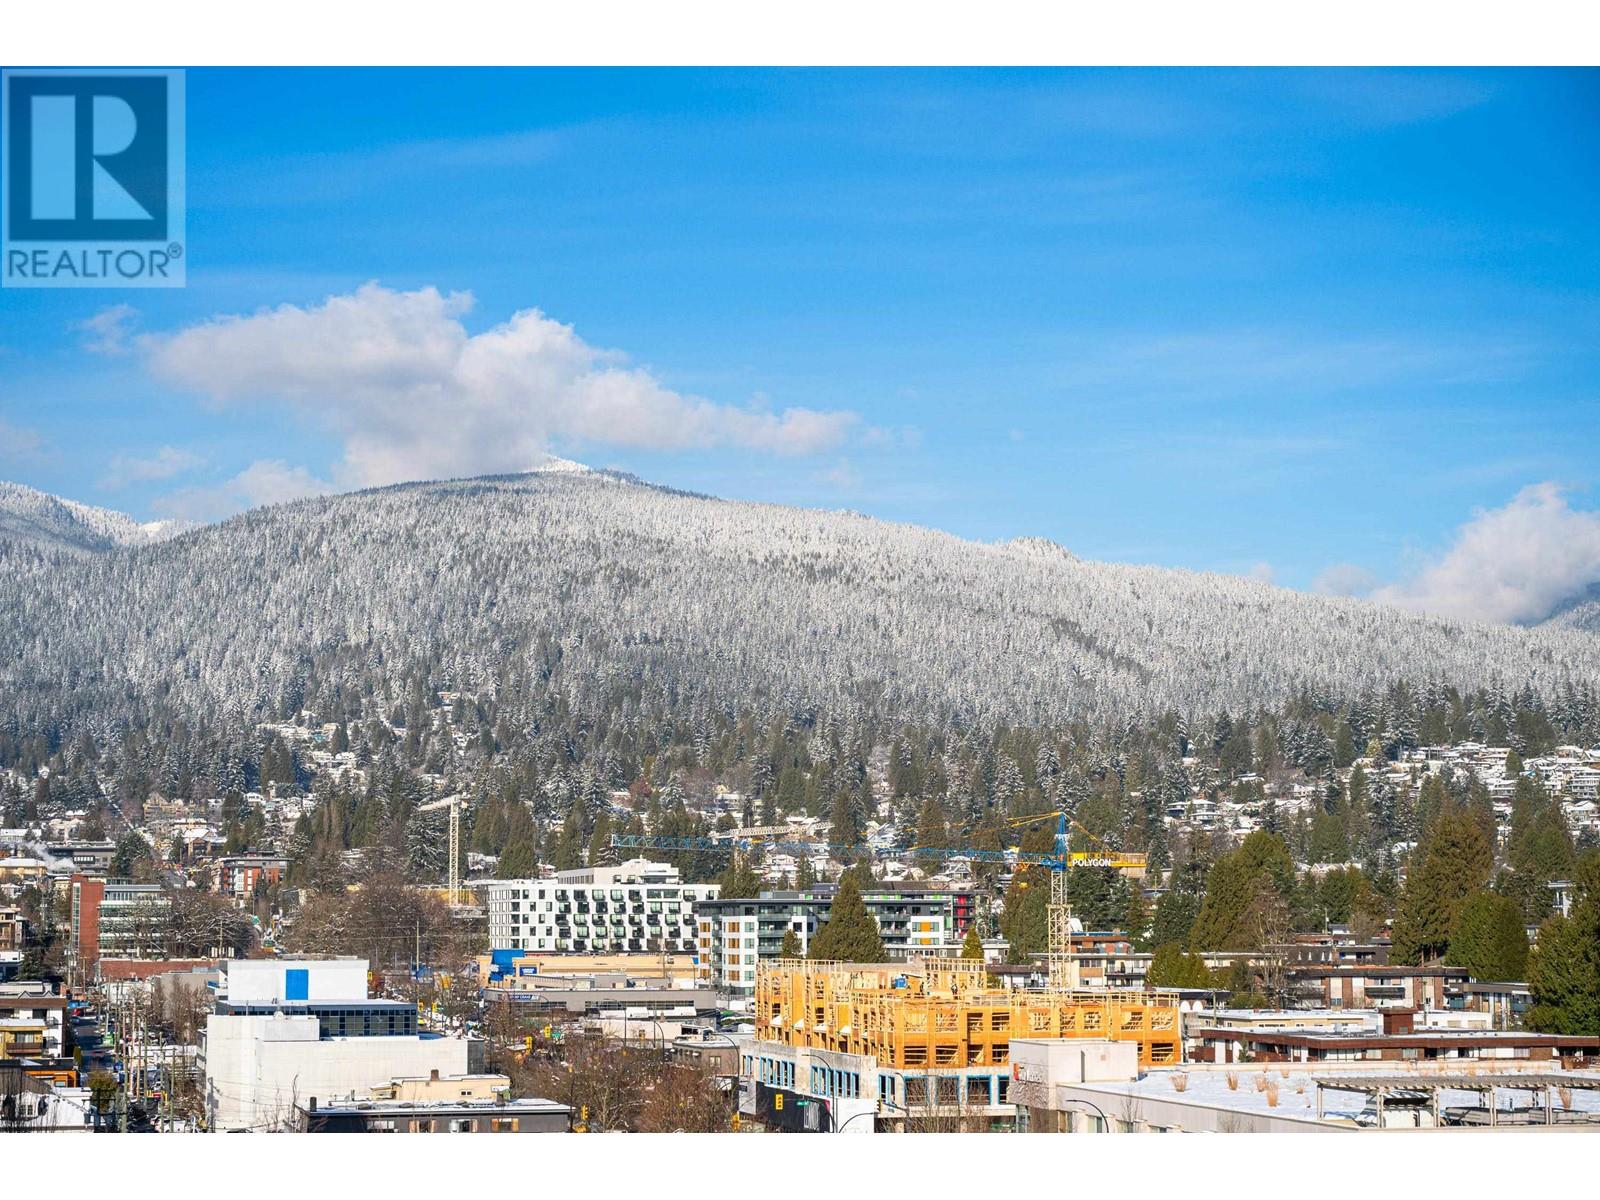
[1072,1066,1600,1122]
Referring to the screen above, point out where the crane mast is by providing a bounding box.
[417,792,464,907]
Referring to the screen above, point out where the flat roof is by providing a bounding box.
[1316,1074,1600,1093]
[1194,1027,1600,1049]
[307,1097,570,1115]
[1068,1067,1600,1122]
[1290,965,1469,978]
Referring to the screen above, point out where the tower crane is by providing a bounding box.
[416,793,466,907]
[1002,809,1147,989]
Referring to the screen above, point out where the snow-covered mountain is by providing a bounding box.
[1540,583,1600,635]
[0,480,182,557]
[2,470,1597,734]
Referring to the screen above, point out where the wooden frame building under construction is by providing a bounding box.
[744,957,1182,1130]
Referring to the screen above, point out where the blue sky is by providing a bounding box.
[2,68,1598,608]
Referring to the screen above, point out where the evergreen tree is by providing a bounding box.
[404,806,447,881]
[1391,801,1493,964]
[1189,832,1293,950]
[960,925,985,961]
[828,787,864,850]
[551,808,586,872]
[716,855,763,900]
[1149,887,1200,950]
[1147,942,1216,989]
[999,869,1048,962]
[1123,885,1151,949]
[1525,899,1600,1035]
[807,869,885,963]
[496,839,537,878]
[110,831,154,880]
[1503,777,1574,919]
[779,927,802,958]
[914,797,950,850]
[1445,891,1529,982]
[587,808,617,868]
[1314,867,1366,927]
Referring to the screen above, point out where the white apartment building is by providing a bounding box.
[483,859,718,954]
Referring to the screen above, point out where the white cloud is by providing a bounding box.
[1369,483,1600,625]
[75,304,139,355]
[152,459,333,523]
[1245,561,1275,585]
[100,445,204,489]
[1313,562,1379,598]
[143,283,859,489]
[0,418,45,463]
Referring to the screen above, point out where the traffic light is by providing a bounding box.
[774,1093,783,1111]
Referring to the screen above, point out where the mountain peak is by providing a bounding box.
[530,454,593,475]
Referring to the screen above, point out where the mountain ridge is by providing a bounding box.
[1,469,1597,734]
[0,480,183,556]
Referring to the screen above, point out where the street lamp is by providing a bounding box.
[1055,1097,1111,1132]
[836,1099,908,1134]
[621,1014,671,1053]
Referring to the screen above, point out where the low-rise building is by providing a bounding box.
[486,971,719,1024]
[299,1094,571,1133]
[1286,963,1467,1010]
[478,950,700,988]
[210,854,288,900]
[0,982,67,1058]
[44,841,116,875]
[1447,980,1533,1028]
[1190,1007,1599,1065]
[0,907,23,952]
[371,1071,511,1102]
[0,859,48,887]
[0,1064,93,1131]
[1018,1055,1600,1132]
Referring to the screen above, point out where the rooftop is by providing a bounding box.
[1073,1065,1600,1124]
[306,1096,570,1116]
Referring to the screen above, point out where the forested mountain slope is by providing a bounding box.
[1540,584,1600,635]
[0,480,177,557]
[1,470,1596,735]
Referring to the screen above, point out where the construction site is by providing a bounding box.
[755,956,1183,1068]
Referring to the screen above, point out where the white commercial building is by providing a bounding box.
[201,957,475,1131]
[203,1014,471,1131]
[484,859,718,954]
